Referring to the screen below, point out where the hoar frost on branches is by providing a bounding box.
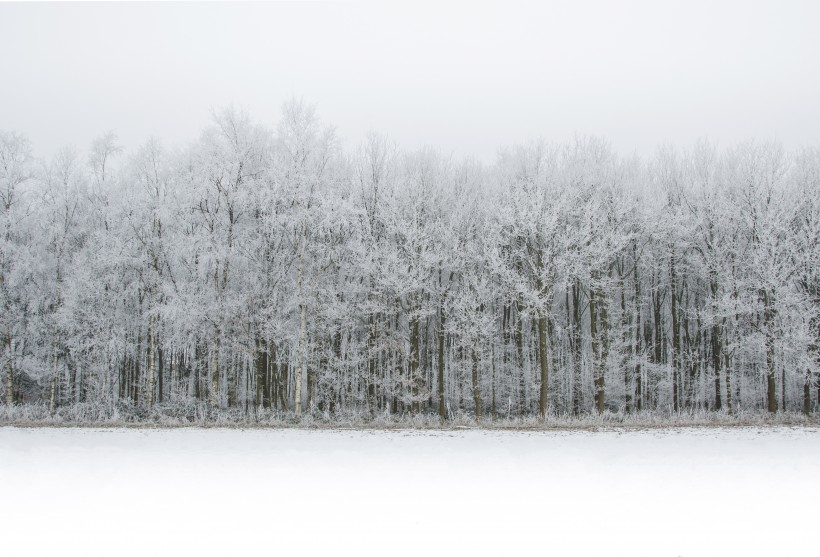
[1,107,819,420]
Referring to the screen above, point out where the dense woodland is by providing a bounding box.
[1,101,818,422]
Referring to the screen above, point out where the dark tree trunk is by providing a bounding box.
[515,303,525,415]
[621,264,631,414]
[600,279,609,414]
[633,244,642,412]
[671,255,680,412]
[570,281,583,415]
[538,313,550,417]
[409,297,420,414]
[279,357,289,411]
[157,343,164,404]
[437,298,446,419]
[471,347,482,419]
[804,368,812,415]
[710,276,722,411]
[763,290,777,413]
[255,337,268,411]
[133,333,142,404]
[4,334,13,406]
[590,278,604,414]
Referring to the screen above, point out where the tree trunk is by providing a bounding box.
[515,303,525,415]
[634,255,642,411]
[133,333,142,404]
[571,281,583,415]
[209,328,220,408]
[409,298,420,414]
[437,300,446,419]
[307,356,316,412]
[157,343,164,404]
[671,255,680,412]
[294,231,307,418]
[781,363,786,412]
[599,283,609,414]
[49,345,58,415]
[471,346,482,420]
[147,314,156,408]
[119,353,126,401]
[724,347,733,414]
[763,290,777,413]
[295,302,307,418]
[804,368,812,415]
[590,277,605,414]
[538,313,549,417]
[491,342,497,419]
[3,335,12,406]
[710,276,722,411]
[765,341,776,413]
[255,337,268,411]
[652,290,662,367]
[279,358,290,411]
[367,311,377,413]
[808,318,818,415]
[502,303,511,413]
[621,267,631,414]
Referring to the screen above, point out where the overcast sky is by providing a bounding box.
[1,1,819,162]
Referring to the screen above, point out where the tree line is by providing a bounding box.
[1,100,818,420]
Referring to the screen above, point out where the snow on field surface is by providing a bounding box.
[1,427,818,557]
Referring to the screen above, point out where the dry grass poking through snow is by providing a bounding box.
[2,401,818,431]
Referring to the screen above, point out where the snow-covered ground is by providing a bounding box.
[1,427,817,556]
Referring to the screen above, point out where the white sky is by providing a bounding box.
[1,1,819,162]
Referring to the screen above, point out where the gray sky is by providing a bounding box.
[1,1,819,161]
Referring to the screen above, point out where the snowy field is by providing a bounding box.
[1,427,818,556]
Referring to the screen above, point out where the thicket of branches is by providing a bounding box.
[1,100,818,422]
